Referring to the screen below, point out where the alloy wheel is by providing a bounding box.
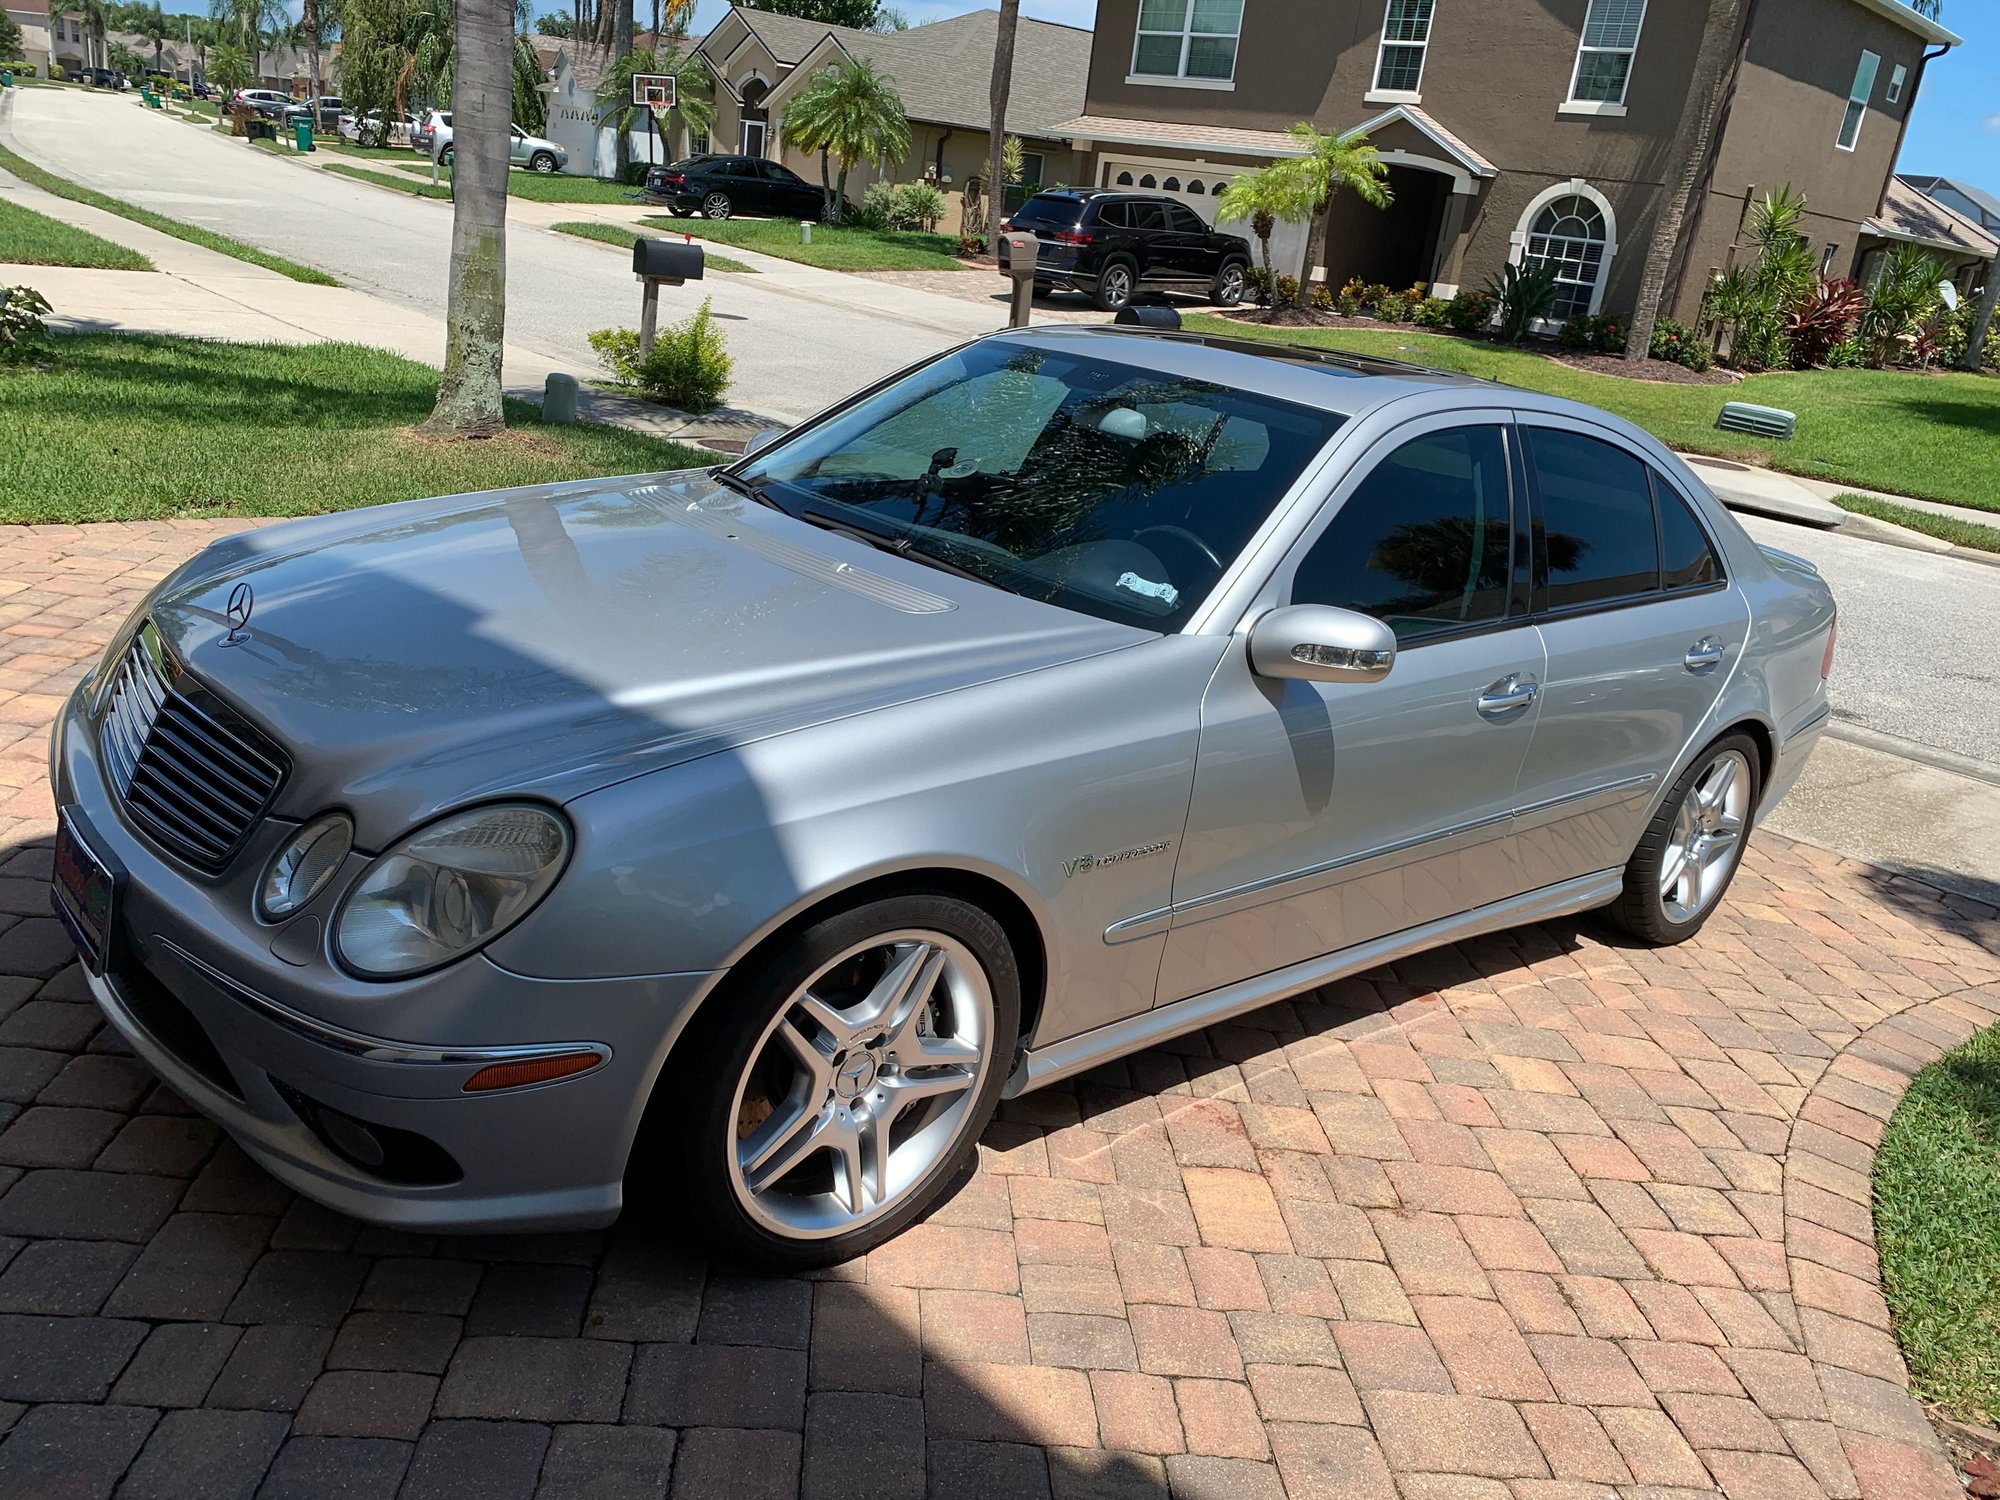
[1101,266,1132,307]
[726,930,994,1239]
[1217,265,1245,304]
[532,154,555,174]
[1660,749,1750,923]
[704,192,732,220]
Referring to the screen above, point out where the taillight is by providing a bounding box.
[1820,615,1837,681]
[1053,229,1093,245]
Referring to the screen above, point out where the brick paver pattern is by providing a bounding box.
[1,521,1996,1500]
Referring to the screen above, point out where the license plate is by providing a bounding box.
[53,807,119,975]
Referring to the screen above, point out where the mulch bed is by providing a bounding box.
[1549,350,1738,385]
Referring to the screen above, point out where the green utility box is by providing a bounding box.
[292,115,314,152]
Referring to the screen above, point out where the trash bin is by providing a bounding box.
[2,71,15,89]
[292,114,314,152]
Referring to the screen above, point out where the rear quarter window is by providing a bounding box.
[1010,196,1085,230]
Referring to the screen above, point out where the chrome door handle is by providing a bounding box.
[1685,638,1726,672]
[1476,675,1539,720]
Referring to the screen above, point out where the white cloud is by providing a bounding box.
[1984,113,2000,133]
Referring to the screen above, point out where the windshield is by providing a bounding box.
[737,339,1344,631]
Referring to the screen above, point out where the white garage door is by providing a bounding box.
[1098,158,1311,279]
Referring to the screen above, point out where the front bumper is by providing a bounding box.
[52,684,722,1233]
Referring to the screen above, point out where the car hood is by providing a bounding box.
[148,471,1145,846]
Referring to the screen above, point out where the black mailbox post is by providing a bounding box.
[631,238,706,360]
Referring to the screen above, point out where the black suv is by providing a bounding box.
[1000,189,1252,311]
[642,156,828,221]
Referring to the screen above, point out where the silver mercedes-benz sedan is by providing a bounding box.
[50,326,1836,1266]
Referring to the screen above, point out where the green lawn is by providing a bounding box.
[551,219,755,273]
[0,141,338,287]
[0,196,153,270]
[641,215,966,272]
[1184,316,2000,512]
[0,333,713,524]
[1875,1022,2000,1426]
[1836,493,2000,552]
[324,159,646,204]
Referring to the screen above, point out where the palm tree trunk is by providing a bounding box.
[612,0,633,178]
[424,0,513,438]
[819,151,834,223]
[1295,183,1333,309]
[835,160,851,225]
[303,0,319,104]
[984,0,1019,260]
[1625,0,1747,362]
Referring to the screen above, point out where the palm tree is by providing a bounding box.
[1216,160,1317,310]
[423,0,514,438]
[779,57,909,225]
[983,0,1018,256]
[137,4,171,74]
[79,0,109,69]
[1624,0,1749,363]
[1284,123,1392,310]
[600,44,713,168]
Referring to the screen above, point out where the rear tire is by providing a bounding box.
[1093,259,1137,311]
[1607,732,1761,945]
[669,206,695,218]
[638,892,1020,1269]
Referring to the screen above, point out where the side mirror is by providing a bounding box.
[744,428,785,458]
[1248,605,1396,684]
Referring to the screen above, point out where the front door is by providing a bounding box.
[1510,418,1752,886]
[741,117,767,158]
[508,126,527,165]
[1161,416,1543,1005]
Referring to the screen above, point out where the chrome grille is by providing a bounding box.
[98,625,288,872]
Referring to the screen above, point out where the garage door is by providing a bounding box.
[1098,158,1311,279]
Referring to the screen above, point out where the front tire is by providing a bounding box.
[1608,733,1760,945]
[703,191,733,220]
[656,893,1020,1269]
[530,152,557,174]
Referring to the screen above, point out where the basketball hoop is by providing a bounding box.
[631,73,675,111]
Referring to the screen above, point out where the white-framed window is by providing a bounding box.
[1512,182,1619,322]
[1837,50,1879,150]
[1373,0,1435,94]
[1130,0,1244,84]
[1886,62,1907,104]
[1568,0,1648,106]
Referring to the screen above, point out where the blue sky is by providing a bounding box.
[524,0,1996,193]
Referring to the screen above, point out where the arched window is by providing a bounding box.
[1187,179,1206,194]
[1139,173,1157,188]
[1162,176,1181,191]
[1114,170,1134,185]
[1523,193,1610,320]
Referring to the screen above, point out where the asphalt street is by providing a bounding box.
[3,87,995,422]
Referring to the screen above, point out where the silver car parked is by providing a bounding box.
[50,327,1836,1266]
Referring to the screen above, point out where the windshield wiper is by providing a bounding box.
[710,468,781,509]
[797,507,994,587]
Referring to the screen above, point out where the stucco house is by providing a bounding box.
[1053,0,1965,322]
[692,4,1091,230]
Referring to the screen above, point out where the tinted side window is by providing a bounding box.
[1128,201,1168,231]
[1094,201,1129,229]
[1655,473,1723,590]
[1166,202,1207,234]
[1291,426,1514,642]
[1529,428,1660,609]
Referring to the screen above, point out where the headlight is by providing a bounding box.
[258,814,353,921]
[333,804,571,978]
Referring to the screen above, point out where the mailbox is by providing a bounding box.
[1114,303,1182,330]
[1000,231,1041,276]
[632,238,705,284]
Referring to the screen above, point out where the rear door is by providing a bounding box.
[1124,199,1171,282]
[1511,418,1751,887]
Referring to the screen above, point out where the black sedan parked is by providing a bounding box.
[999,189,1252,311]
[642,155,828,220]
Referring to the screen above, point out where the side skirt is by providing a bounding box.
[1004,868,1623,1097]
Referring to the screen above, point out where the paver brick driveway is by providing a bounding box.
[2,520,1997,1500]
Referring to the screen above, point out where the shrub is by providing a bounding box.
[1335,288,1363,317]
[852,180,897,230]
[1648,317,1714,372]
[588,297,732,413]
[1273,274,1299,306]
[1444,288,1495,334]
[1558,312,1627,353]
[955,232,986,258]
[1823,337,1866,368]
[1557,314,1594,350]
[890,181,945,232]
[1483,261,1564,343]
[1309,281,1333,312]
[0,285,51,361]
[1784,277,1866,366]
[1369,290,1410,323]
[621,162,650,186]
[1243,265,1272,304]
[1411,296,1450,328]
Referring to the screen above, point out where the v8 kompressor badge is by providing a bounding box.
[1063,841,1172,878]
